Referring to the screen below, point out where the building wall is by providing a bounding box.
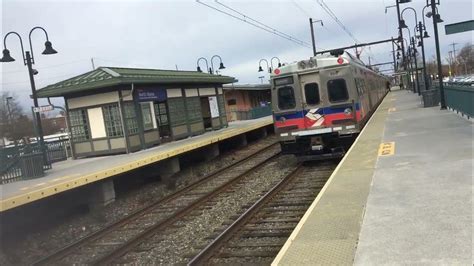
[68,91,119,109]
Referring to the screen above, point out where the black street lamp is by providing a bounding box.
[196,55,225,74]
[426,0,446,109]
[401,7,421,95]
[309,18,323,56]
[258,57,282,73]
[394,0,411,72]
[210,55,225,75]
[258,59,270,73]
[196,57,210,73]
[415,21,429,91]
[1,26,58,159]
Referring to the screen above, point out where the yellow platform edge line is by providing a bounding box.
[272,93,393,266]
[0,119,273,212]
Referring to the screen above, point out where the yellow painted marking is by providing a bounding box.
[0,119,273,212]
[378,142,395,156]
[33,183,46,187]
[388,107,396,112]
[20,187,30,191]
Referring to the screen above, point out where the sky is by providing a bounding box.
[0,0,472,110]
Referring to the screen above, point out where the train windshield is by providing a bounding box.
[304,83,320,105]
[327,79,349,102]
[277,86,296,110]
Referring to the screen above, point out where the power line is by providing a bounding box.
[291,0,312,18]
[196,0,311,48]
[315,0,359,43]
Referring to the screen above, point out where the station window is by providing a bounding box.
[103,104,123,137]
[69,109,90,142]
[304,83,320,105]
[124,102,138,135]
[327,79,349,102]
[277,86,296,110]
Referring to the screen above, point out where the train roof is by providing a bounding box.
[271,52,380,77]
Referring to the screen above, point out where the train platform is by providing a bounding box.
[273,89,472,265]
[0,116,273,212]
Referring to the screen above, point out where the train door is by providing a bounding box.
[153,102,171,142]
[299,73,323,129]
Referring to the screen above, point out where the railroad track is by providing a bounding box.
[34,141,280,265]
[188,161,337,265]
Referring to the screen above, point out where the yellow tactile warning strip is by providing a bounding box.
[0,118,273,212]
[378,142,395,156]
[272,93,395,265]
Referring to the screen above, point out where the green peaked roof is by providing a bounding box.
[37,66,237,98]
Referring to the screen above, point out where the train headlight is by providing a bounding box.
[344,108,352,116]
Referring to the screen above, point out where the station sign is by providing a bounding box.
[33,105,54,113]
[137,88,167,102]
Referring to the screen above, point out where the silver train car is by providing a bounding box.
[271,51,390,160]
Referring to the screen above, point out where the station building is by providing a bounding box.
[37,67,236,158]
[222,83,271,121]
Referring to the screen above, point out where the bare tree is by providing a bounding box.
[455,43,473,75]
[0,92,34,142]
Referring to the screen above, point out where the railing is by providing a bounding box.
[443,84,474,118]
[228,106,272,121]
[1,139,70,184]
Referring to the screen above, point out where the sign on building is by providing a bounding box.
[137,88,167,102]
[33,105,54,113]
[208,96,220,118]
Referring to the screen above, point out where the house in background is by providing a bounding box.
[223,84,271,121]
[37,67,236,158]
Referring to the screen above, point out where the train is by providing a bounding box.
[270,50,390,161]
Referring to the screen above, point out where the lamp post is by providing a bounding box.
[196,55,226,74]
[401,37,414,92]
[1,26,58,159]
[395,0,412,71]
[309,18,323,56]
[411,37,421,95]
[401,7,421,95]
[416,21,429,91]
[426,0,446,109]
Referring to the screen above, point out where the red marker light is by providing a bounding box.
[337,57,344,64]
[274,68,281,75]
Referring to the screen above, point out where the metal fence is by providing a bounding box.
[443,84,474,118]
[228,106,272,121]
[1,139,70,184]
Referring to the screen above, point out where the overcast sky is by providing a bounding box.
[1,0,472,109]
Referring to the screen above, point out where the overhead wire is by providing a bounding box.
[196,0,311,48]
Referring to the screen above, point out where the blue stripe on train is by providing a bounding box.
[275,103,360,120]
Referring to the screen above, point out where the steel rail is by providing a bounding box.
[187,164,304,265]
[34,141,279,265]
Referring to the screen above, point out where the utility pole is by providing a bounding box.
[449,42,458,75]
[309,18,317,56]
[91,57,95,70]
[450,42,458,58]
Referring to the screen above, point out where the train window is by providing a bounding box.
[304,83,320,105]
[278,86,296,110]
[327,79,349,102]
